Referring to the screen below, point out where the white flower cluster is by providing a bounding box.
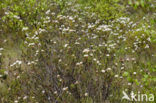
[116,17,130,24]
[0,48,4,56]
[96,25,112,32]
[10,60,22,67]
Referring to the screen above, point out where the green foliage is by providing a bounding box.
[0,0,50,38]
[78,0,124,22]
[122,0,155,13]
[0,0,155,103]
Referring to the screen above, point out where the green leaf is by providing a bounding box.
[134,79,139,86]
[152,78,156,82]
[123,72,129,77]
[127,77,133,82]
[144,74,148,79]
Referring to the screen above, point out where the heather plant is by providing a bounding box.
[0,0,155,103]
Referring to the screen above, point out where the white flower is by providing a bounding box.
[28,43,35,47]
[51,12,55,15]
[38,28,46,33]
[128,83,131,85]
[106,54,110,57]
[41,49,44,52]
[62,28,69,32]
[115,63,118,66]
[84,93,88,96]
[10,60,22,67]
[93,58,97,61]
[23,96,28,100]
[14,100,18,103]
[46,9,51,14]
[117,17,130,24]
[75,81,79,84]
[76,62,83,66]
[107,68,111,71]
[13,15,20,19]
[27,61,31,65]
[64,44,68,48]
[59,59,62,62]
[98,63,102,65]
[68,16,74,20]
[4,71,8,75]
[101,70,105,73]
[113,33,119,36]
[84,54,89,57]
[126,58,130,61]
[3,40,7,43]
[121,67,124,70]
[147,37,151,42]
[90,53,93,56]
[96,60,100,64]
[75,42,80,45]
[96,25,112,31]
[42,90,45,94]
[131,58,135,61]
[5,12,9,15]
[0,48,4,51]
[133,72,136,75]
[145,44,149,48]
[16,60,22,65]
[17,76,20,79]
[62,87,68,91]
[83,48,90,53]
[54,91,57,94]
[57,75,60,78]
[18,97,21,99]
[22,27,28,31]
[114,75,119,78]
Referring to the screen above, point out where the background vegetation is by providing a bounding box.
[0,0,156,103]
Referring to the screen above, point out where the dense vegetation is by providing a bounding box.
[0,0,156,102]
